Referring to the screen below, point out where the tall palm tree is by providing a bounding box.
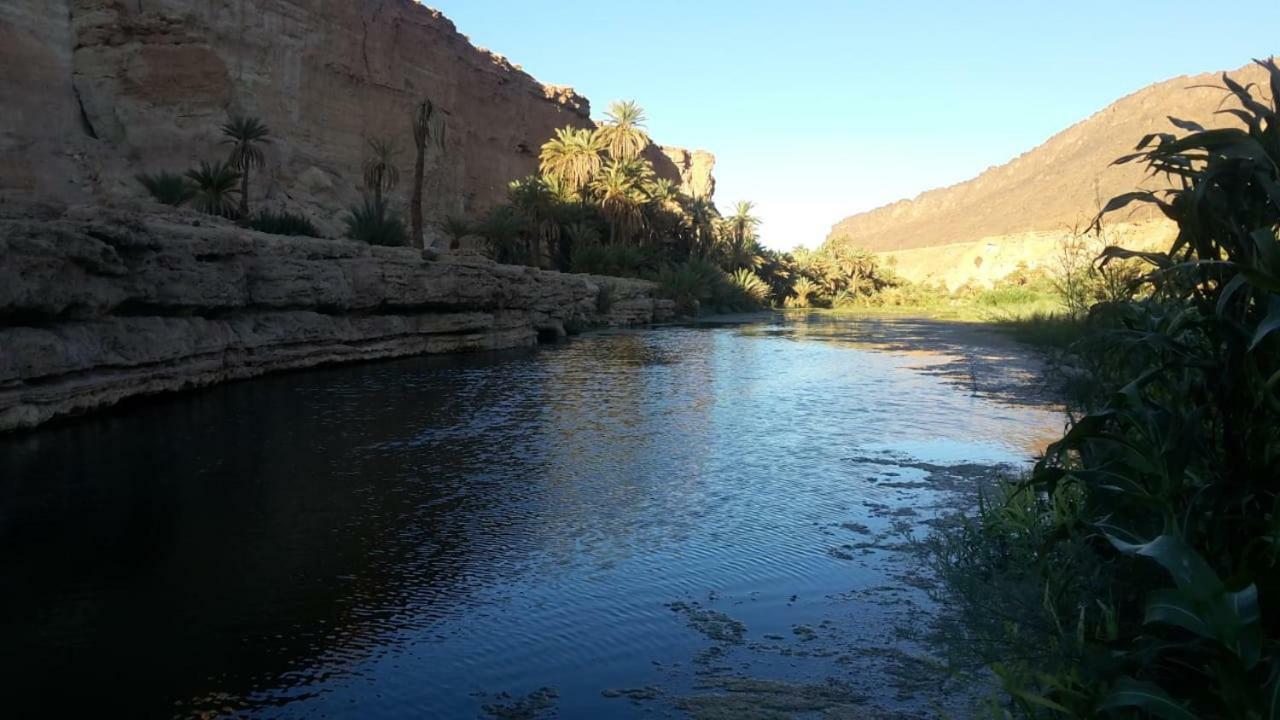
[220,115,270,221]
[185,160,241,218]
[728,201,759,247]
[410,98,447,248]
[539,127,604,196]
[591,161,646,245]
[597,100,650,161]
[684,196,719,260]
[362,137,400,208]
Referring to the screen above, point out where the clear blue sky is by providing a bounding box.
[426,1,1279,249]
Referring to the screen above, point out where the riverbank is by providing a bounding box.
[0,208,674,433]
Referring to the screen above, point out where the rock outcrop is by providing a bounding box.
[825,59,1273,287]
[0,208,674,432]
[0,0,715,241]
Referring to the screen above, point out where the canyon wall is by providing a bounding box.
[0,0,714,242]
[825,60,1272,287]
[0,208,674,432]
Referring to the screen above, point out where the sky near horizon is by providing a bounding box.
[426,1,1280,250]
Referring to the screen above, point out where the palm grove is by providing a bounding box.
[137,98,905,316]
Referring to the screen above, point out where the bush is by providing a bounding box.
[136,172,194,206]
[654,260,721,316]
[570,243,659,278]
[344,198,406,246]
[250,210,321,238]
[185,161,241,218]
[929,59,1280,719]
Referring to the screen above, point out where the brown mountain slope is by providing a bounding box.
[826,60,1273,252]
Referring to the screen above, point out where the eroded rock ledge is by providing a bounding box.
[0,210,673,432]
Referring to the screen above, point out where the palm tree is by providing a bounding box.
[438,216,473,251]
[728,201,759,247]
[684,196,719,260]
[539,126,604,196]
[597,100,650,161]
[220,115,270,221]
[731,268,770,306]
[642,177,682,247]
[509,176,563,267]
[789,277,819,307]
[591,161,647,245]
[479,206,525,264]
[362,137,400,208]
[410,98,447,248]
[185,161,241,218]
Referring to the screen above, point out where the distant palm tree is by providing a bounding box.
[508,175,562,266]
[729,201,759,247]
[221,115,270,221]
[362,137,400,208]
[438,216,473,251]
[789,277,819,307]
[479,206,525,264]
[185,161,241,218]
[598,100,650,161]
[684,196,719,260]
[591,161,648,245]
[565,221,602,249]
[540,127,604,196]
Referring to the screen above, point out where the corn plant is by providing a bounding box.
[1022,57,1280,719]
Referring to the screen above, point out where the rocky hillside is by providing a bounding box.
[826,60,1272,260]
[0,0,713,240]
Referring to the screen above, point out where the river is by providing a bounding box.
[0,314,1062,718]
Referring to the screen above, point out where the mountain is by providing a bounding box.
[825,59,1273,287]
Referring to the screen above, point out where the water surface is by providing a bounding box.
[0,315,1061,718]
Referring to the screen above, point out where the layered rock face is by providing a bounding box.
[0,209,674,432]
[825,60,1271,287]
[0,0,715,240]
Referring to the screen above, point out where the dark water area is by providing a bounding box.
[0,316,1062,718]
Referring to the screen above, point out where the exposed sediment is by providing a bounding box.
[0,209,673,432]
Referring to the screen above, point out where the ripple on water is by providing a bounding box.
[0,319,1063,718]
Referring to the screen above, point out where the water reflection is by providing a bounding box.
[0,318,1061,718]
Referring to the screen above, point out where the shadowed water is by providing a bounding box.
[0,316,1062,718]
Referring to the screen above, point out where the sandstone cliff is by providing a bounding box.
[0,0,715,241]
[825,60,1273,287]
[0,208,673,432]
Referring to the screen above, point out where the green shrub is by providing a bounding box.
[654,260,721,316]
[930,59,1280,719]
[570,243,658,278]
[136,171,194,206]
[185,161,241,218]
[250,210,321,237]
[344,198,406,246]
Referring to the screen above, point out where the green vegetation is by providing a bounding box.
[220,115,271,221]
[184,161,241,218]
[249,209,320,238]
[362,137,400,209]
[930,58,1280,719]
[136,171,194,206]
[344,198,406,246]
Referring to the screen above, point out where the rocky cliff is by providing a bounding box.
[826,60,1272,287]
[0,207,673,432]
[0,0,715,241]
